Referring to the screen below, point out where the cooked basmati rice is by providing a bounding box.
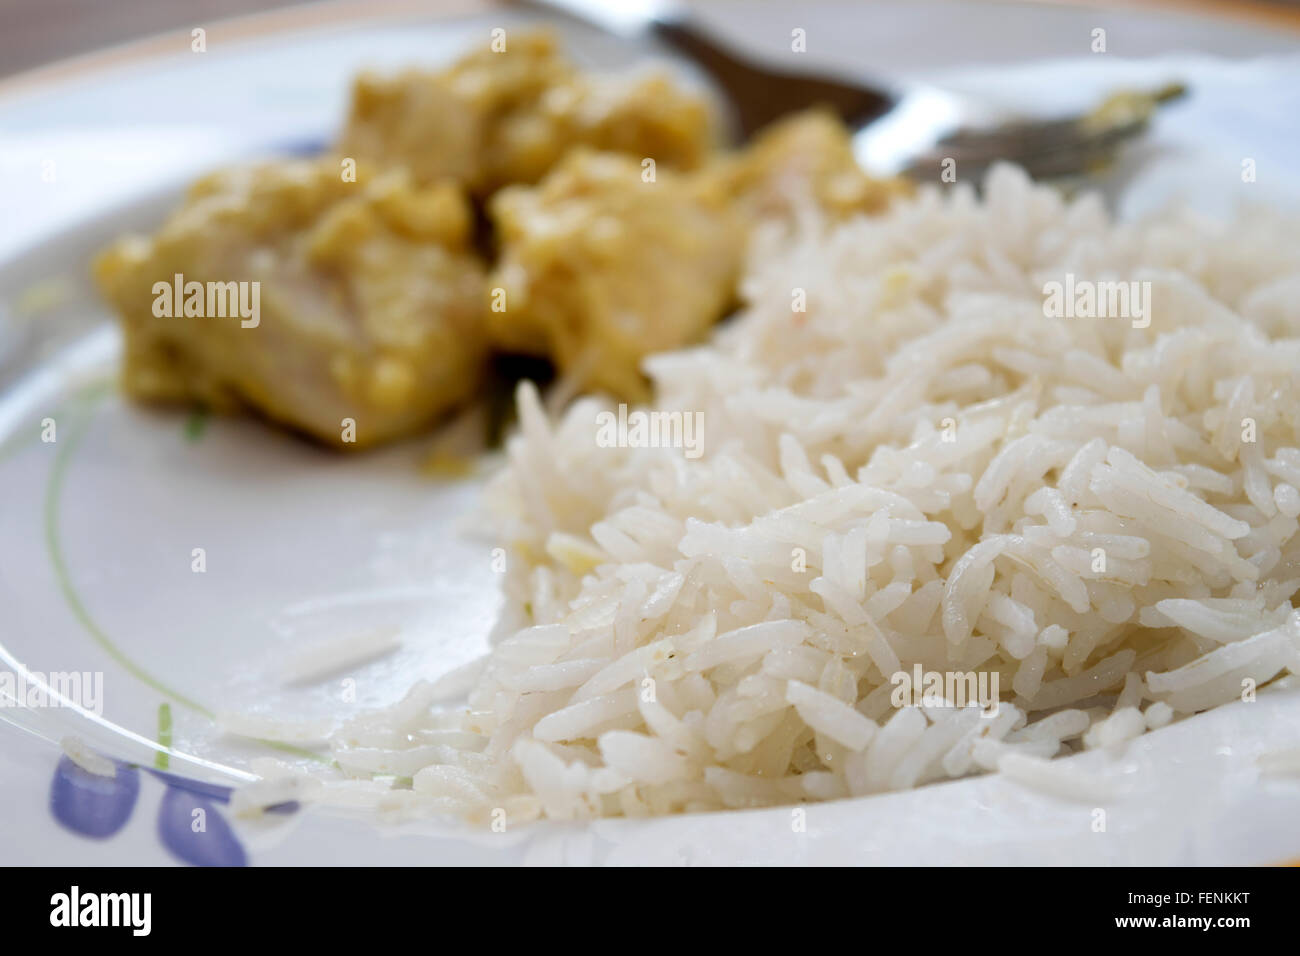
[277,629,401,686]
[321,164,1300,821]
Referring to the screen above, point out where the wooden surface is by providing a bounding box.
[1,0,1298,80]
[0,0,306,77]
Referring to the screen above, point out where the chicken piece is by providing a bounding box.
[336,30,718,196]
[487,149,744,400]
[93,160,487,449]
[720,108,910,223]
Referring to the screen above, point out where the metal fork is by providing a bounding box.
[510,0,1186,182]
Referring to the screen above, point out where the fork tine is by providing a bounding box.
[903,82,1186,182]
[942,83,1185,151]
[936,120,1143,162]
[904,121,1144,181]
[904,82,1185,182]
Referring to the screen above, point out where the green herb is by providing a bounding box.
[183,407,210,442]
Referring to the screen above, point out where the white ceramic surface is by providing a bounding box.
[2,0,1299,866]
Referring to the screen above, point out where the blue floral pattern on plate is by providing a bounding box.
[49,755,297,866]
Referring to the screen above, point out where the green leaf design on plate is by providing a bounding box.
[155,703,173,770]
[44,393,213,716]
[42,387,330,764]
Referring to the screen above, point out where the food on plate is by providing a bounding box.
[486,149,745,400]
[95,31,906,441]
[78,24,1300,829]
[320,167,1300,821]
[720,108,908,223]
[484,114,910,400]
[336,31,718,196]
[93,161,487,448]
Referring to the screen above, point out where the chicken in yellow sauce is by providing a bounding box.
[94,30,904,446]
[719,108,907,223]
[94,162,486,448]
[336,31,717,195]
[487,149,745,401]
[483,109,908,398]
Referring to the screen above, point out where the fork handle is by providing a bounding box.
[506,0,766,135]
[507,0,892,139]
[643,19,807,139]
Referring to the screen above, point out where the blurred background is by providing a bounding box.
[1,0,306,76]
[2,0,1300,79]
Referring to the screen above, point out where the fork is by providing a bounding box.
[509,0,1186,182]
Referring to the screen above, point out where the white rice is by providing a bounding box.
[320,164,1300,822]
[276,628,401,686]
[61,736,118,778]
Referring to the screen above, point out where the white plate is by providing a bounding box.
[3,0,1300,866]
